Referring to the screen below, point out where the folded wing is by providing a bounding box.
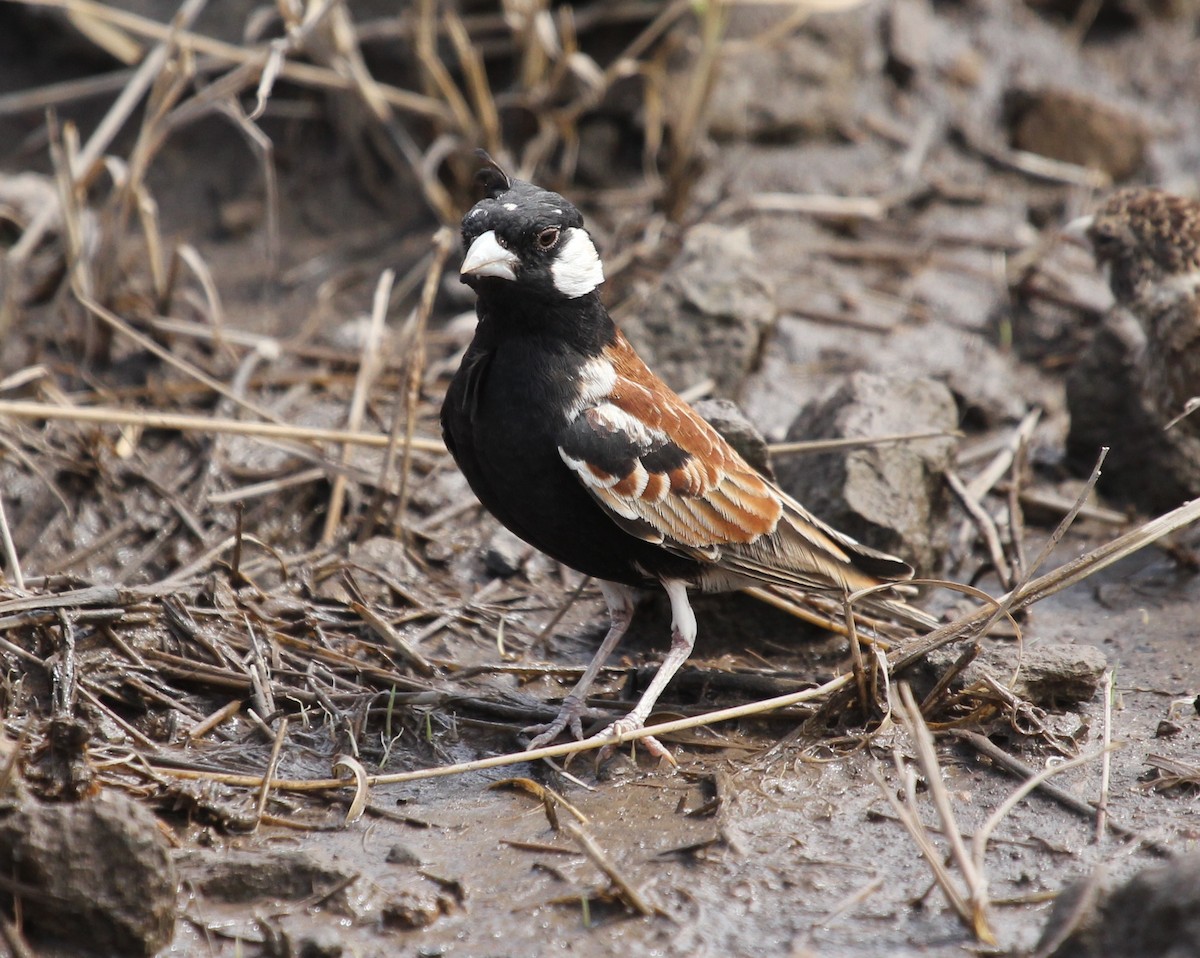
[557,334,913,594]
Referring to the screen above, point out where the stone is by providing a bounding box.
[885,0,934,86]
[484,526,528,578]
[776,372,958,572]
[619,224,776,397]
[922,641,1109,708]
[693,397,774,478]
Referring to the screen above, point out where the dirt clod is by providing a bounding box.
[0,789,176,957]
[1038,854,1200,958]
[1067,311,1200,510]
[1006,87,1149,181]
[381,888,457,930]
[181,848,352,904]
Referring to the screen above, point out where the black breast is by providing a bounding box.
[440,335,698,587]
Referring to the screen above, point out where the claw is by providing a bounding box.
[591,717,677,767]
[521,694,586,750]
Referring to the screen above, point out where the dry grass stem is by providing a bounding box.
[768,429,962,456]
[1010,487,1126,526]
[721,192,886,220]
[871,761,971,923]
[892,450,1185,672]
[966,409,1041,501]
[489,777,590,826]
[969,744,1114,883]
[0,496,25,591]
[187,698,243,740]
[323,269,394,543]
[390,227,456,536]
[563,822,657,917]
[946,469,1014,590]
[8,0,210,264]
[1095,668,1115,843]
[254,716,290,828]
[893,683,994,943]
[75,295,281,421]
[951,730,1166,853]
[351,601,433,677]
[15,0,451,120]
[0,401,444,454]
[145,671,857,792]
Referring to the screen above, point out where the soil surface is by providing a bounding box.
[1,2,1199,957]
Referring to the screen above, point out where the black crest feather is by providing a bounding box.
[474,150,511,198]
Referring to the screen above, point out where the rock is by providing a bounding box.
[0,790,176,956]
[1037,854,1200,958]
[885,0,934,86]
[704,14,866,142]
[484,526,528,578]
[385,843,423,866]
[776,372,958,572]
[347,536,419,600]
[1027,0,1200,26]
[1066,311,1200,511]
[23,716,94,799]
[181,847,350,903]
[381,888,455,930]
[619,224,776,396]
[921,641,1109,707]
[1005,87,1150,182]
[693,397,774,478]
[883,322,1045,427]
[295,927,346,958]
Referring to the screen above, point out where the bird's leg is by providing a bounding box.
[594,579,696,764]
[523,581,637,750]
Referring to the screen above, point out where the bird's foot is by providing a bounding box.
[522,695,586,751]
[593,715,677,767]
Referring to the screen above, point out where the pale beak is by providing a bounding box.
[461,230,520,281]
[1061,214,1094,248]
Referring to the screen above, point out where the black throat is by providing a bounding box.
[469,285,617,358]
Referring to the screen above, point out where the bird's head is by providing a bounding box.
[1067,188,1200,308]
[459,158,604,303]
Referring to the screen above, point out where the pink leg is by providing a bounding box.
[593,579,696,763]
[523,581,637,750]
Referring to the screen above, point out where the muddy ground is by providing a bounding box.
[1,1,1200,956]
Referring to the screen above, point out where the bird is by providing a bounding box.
[1070,189,1200,425]
[440,157,924,760]
[1065,188,1200,506]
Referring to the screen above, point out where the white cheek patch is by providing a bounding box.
[503,203,517,211]
[550,227,604,298]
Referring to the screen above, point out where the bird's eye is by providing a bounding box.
[536,227,560,250]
